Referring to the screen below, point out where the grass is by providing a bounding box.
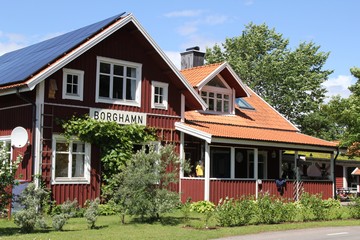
[1,211,360,240]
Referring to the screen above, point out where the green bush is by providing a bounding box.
[98,201,118,216]
[254,192,286,224]
[52,214,67,231]
[299,192,327,221]
[348,196,360,219]
[190,200,215,228]
[84,198,100,229]
[13,183,49,232]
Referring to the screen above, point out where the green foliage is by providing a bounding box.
[0,142,21,216]
[180,198,192,226]
[215,196,256,227]
[206,22,332,127]
[111,144,182,222]
[98,201,118,216]
[61,116,156,197]
[13,183,49,232]
[348,196,360,219]
[84,198,100,229]
[52,199,79,231]
[299,192,327,221]
[254,192,286,224]
[190,200,215,228]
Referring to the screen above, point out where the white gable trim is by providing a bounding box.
[22,14,207,111]
[175,122,212,143]
[197,62,250,97]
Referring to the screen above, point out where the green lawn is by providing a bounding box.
[1,212,360,240]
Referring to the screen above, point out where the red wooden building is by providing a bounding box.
[0,12,357,206]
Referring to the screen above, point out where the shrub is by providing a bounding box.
[52,214,67,231]
[84,198,100,229]
[180,198,192,226]
[190,200,215,228]
[52,199,79,231]
[299,192,327,221]
[348,196,360,219]
[254,192,286,224]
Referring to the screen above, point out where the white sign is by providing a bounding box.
[89,108,147,126]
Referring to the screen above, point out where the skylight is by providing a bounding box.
[236,98,255,110]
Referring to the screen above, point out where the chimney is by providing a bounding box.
[180,46,205,70]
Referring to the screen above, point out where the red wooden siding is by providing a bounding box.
[0,104,33,181]
[302,181,333,199]
[210,179,256,204]
[335,165,344,188]
[180,178,204,202]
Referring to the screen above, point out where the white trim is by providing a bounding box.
[34,82,44,188]
[181,94,185,122]
[254,148,259,199]
[151,81,168,110]
[51,134,91,185]
[95,56,142,107]
[211,137,337,153]
[204,141,210,201]
[175,122,212,143]
[62,68,84,101]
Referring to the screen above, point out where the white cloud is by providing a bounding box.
[164,10,204,18]
[177,23,198,36]
[164,51,181,69]
[244,0,255,6]
[322,75,355,99]
[203,15,228,25]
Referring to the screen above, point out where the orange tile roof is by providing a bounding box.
[180,63,223,86]
[181,122,337,148]
[185,87,297,132]
[352,168,360,175]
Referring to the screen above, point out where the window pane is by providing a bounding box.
[216,99,222,111]
[100,62,110,73]
[224,101,229,112]
[72,85,78,95]
[126,78,136,100]
[73,143,85,153]
[55,153,69,177]
[56,142,68,152]
[114,65,123,76]
[126,67,136,78]
[217,93,222,99]
[99,75,110,97]
[201,91,207,97]
[210,147,231,178]
[72,154,85,177]
[113,77,124,99]
[209,92,214,98]
[224,94,229,100]
[208,98,214,110]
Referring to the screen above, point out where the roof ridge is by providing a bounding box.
[180,62,224,72]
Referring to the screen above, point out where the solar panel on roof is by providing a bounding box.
[0,12,126,86]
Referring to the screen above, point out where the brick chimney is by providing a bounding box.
[180,46,205,70]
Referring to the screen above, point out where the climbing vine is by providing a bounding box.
[61,115,156,196]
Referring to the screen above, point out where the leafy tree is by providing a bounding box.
[205,22,332,127]
[111,144,184,222]
[0,142,21,217]
[62,116,156,196]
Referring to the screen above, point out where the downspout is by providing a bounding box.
[332,147,340,199]
[16,88,37,184]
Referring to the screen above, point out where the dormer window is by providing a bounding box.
[200,75,232,114]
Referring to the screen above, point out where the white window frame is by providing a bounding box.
[62,68,84,101]
[151,81,168,110]
[201,86,232,113]
[51,134,91,185]
[95,56,142,107]
[0,136,12,162]
[248,150,267,179]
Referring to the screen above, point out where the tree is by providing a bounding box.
[0,142,21,217]
[111,144,184,222]
[205,23,333,127]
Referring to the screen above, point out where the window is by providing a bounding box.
[151,81,168,110]
[52,135,90,184]
[200,75,232,113]
[201,91,230,113]
[62,68,84,101]
[210,147,231,178]
[96,56,142,107]
[248,151,267,179]
[0,137,11,162]
[236,98,255,110]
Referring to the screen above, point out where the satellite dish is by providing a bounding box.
[11,126,28,148]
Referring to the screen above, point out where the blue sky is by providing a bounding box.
[0,0,359,99]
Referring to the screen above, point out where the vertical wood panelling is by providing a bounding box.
[303,181,332,199]
[180,178,204,202]
[209,180,256,204]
